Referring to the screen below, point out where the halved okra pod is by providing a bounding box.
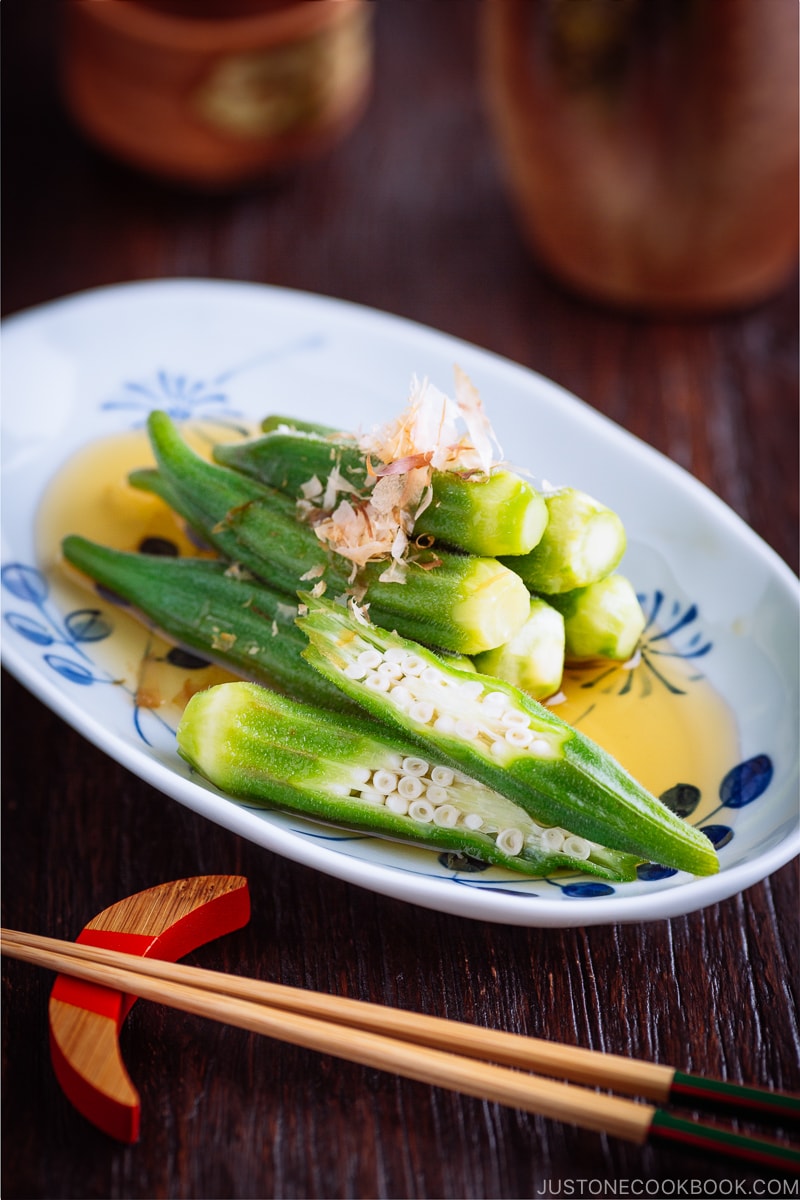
[176,680,639,881]
[501,487,627,593]
[61,535,352,710]
[214,422,548,557]
[136,412,531,656]
[296,596,719,877]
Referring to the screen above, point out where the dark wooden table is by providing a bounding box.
[2,3,798,1198]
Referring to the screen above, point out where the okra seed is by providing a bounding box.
[397,775,425,800]
[424,785,450,805]
[433,715,456,734]
[328,783,351,797]
[455,719,480,740]
[530,738,552,756]
[421,667,445,685]
[409,700,435,724]
[385,794,410,815]
[344,663,368,680]
[563,835,591,860]
[365,671,391,693]
[496,828,524,856]
[430,766,454,786]
[505,727,534,748]
[483,691,509,710]
[377,660,404,680]
[358,786,384,804]
[463,813,483,831]
[373,770,399,795]
[351,766,372,784]
[409,799,435,823]
[500,709,530,727]
[389,685,412,710]
[403,655,427,676]
[384,647,408,664]
[401,756,429,776]
[490,739,509,757]
[358,649,382,669]
[433,805,459,827]
[541,827,565,851]
[459,680,484,700]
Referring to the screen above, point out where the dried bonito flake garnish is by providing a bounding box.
[302,369,502,580]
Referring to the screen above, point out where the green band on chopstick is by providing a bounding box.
[651,1109,800,1173]
[670,1070,800,1124]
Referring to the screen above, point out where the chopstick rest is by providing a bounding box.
[3,925,798,1171]
[37,876,250,1142]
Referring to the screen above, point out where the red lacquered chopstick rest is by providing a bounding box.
[48,875,250,1143]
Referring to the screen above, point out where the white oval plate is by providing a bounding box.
[2,280,798,926]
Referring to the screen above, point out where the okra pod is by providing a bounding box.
[296,596,719,876]
[501,487,626,594]
[61,535,351,710]
[177,680,639,881]
[215,424,548,557]
[473,597,565,700]
[141,412,531,655]
[546,574,646,662]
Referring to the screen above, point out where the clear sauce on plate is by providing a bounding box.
[36,426,740,818]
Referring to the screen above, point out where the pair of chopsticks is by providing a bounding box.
[3,927,799,1172]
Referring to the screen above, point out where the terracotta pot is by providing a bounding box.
[61,0,373,188]
[482,0,799,311]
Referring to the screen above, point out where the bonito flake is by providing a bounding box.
[302,369,501,581]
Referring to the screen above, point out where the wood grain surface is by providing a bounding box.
[2,2,798,1197]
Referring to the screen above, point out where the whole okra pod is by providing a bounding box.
[139,411,531,655]
[296,595,720,877]
[213,425,549,558]
[177,680,639,881]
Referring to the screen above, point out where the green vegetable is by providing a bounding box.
[473,598,565,699]
[297,595,720,876]
[61,535,351,710]
[136,411,531,655]
[214,426,548,557]
[177,680,639,881]
[546,575,646,662]
[502,487,626,594]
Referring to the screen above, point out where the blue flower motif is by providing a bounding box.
[102,370,237,425]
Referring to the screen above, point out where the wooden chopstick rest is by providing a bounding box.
[32,876,250,1142]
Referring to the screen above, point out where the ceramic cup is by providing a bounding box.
[61,0,373,188]
[482,0,799,312]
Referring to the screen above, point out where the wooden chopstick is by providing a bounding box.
[3,928,799,1172]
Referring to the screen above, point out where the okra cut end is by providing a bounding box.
[503,488,627,595]
[446,556,531,655]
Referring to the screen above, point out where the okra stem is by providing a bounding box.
[296,596,720,877]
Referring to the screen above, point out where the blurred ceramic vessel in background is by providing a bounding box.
[482,0,799,312]
[61,0,372,188]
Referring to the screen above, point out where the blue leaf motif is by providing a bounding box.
[1,562,48,604]
[636,863,678,881]
[65,608,113,643]
[44,655,96,686]
[720,755,773,808]
[701,824,734,849]
[561,882,615,898]
[4,612,54,646]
